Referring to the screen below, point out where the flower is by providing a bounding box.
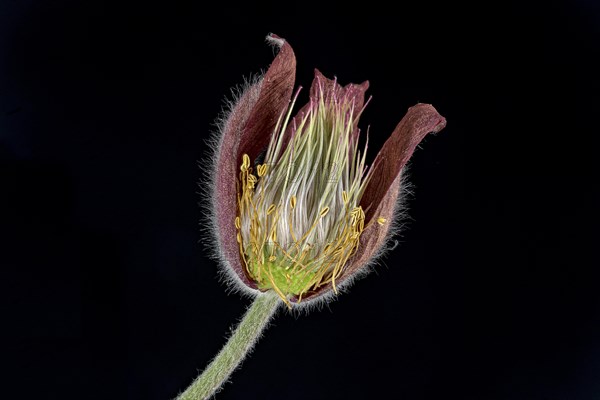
[208,34,446,309]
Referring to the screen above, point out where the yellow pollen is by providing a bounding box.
[377,217,386,225]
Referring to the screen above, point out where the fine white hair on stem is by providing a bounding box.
[175,291,281,400]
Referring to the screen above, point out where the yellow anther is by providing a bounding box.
[320,207,330,217]
[270,229,277,242]
[377,217,386,226]
[267,204,276,215]
[290,195,297,209]
[241,154,250,172]
[269,255,277,262]
[257,164,268,177]
[342,191,348,204]
[235,216,241,229]
[236,232,242,243]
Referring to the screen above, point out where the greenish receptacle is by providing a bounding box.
[251,260,317,296]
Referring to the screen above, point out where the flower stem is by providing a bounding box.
[176,291,281,400]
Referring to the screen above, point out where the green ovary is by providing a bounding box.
[250,260,317,297]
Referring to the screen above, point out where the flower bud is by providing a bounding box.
[207,34,446,308]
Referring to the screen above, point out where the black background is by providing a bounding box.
[2,1,599,399]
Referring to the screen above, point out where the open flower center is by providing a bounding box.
[235,83,377,305]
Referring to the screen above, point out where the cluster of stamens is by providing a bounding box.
[235,82,384,306]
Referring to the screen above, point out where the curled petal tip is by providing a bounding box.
[410,103,447,133]
[266,33,285,47]
[432,117,447,133]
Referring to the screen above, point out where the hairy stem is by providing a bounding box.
[176,291,281,400]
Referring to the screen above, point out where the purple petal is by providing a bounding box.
[213,34,296,289]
